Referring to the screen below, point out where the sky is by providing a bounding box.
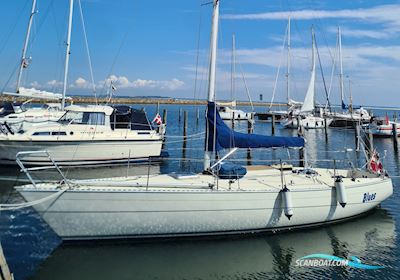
[1,0,400,107]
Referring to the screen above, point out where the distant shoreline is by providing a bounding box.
[1,96,286,107]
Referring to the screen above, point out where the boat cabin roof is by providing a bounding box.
[64,105,114,115]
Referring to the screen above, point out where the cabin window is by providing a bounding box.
[82,112,105,125]
[32,132,51,136]
[51,131,67,136]
[59,111,105,125]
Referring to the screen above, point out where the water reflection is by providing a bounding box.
[31,209,396,280]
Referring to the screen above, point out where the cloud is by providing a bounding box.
[100,75,185,91]
[222,4,400,39]
[73,77,92,89]
[222,4,400,22]
[46,80,63,88]
[29,81,41,88]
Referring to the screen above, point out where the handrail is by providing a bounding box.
[16,150,70,188]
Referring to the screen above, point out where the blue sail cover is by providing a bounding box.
[206,102,305,152]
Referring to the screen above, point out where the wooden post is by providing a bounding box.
[299,148,305,168]
[368,131,374,156]
[393,122,398,150]
[162,109,167,125]
[297,120,305,167]
[178,108,182,122]
[271,114,276,135]
[355,122,360,152]
[182,111,188,158]
[196,107,200,125]
[0,242,13,280]
[247,114,254,163]
[231,112,235,130]
[297,116,304,136]
[324,117,328,142]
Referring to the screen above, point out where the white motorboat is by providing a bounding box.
[1,0,72,128]
[0,100,65,132]
[0,104,163,165]
[217,102,253,121]
[12,0,392,241]
[366,116,400,137]
[328,108,371,127]
[281,114,332,129]
[281,28,332,129]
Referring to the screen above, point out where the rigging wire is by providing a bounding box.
[0,0,30,56]
[99,29,131,99]
[78,0,97,104]
[315,35,331,110]
[269,23,288,109]
[193,1,203,101]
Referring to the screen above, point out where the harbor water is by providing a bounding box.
[1,104,399,280]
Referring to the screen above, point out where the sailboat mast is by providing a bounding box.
[231,33,236,105]
[62,0,74,110]
[300,26,316,113]
[203,0,220,171]
[311,27,316,102]
[16,0,37,92]
[286,16,291,104]
[338,27,345,109]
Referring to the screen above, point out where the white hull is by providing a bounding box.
[218,107,253,121]
[16,168,393,240]
[281,116,332,129]
[367,122,400,137]
[0,140,162,165]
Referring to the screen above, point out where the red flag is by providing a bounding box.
[152,113,162,125]
[386,115,389,125]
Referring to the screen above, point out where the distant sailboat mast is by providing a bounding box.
[203,0,219,171]
[62,0,74,110]
[300,27,316,113]
[230,33,236,105]
[338,27,345,110]
[286,16,291,105]
[16,0,37,93]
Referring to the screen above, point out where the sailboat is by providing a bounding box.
[0,0,69,131]
[0,0,163,165]
[281,28,332,129]
[257,17,301,121]
[326,27,371,127]
[13,0,392,240]
[217,34,254,121]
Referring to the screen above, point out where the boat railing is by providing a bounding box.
[16,150,69,188]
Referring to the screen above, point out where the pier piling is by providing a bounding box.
[196,108,200,124]
[179,108,182,123]
[355,123,361,152]
[393,120,398,151]
[367,131,374,156]
[324,117,328,142]
[247,115,254,162]
[271,114,276,135]
[162,109,167,125]
[182,111,188,158]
